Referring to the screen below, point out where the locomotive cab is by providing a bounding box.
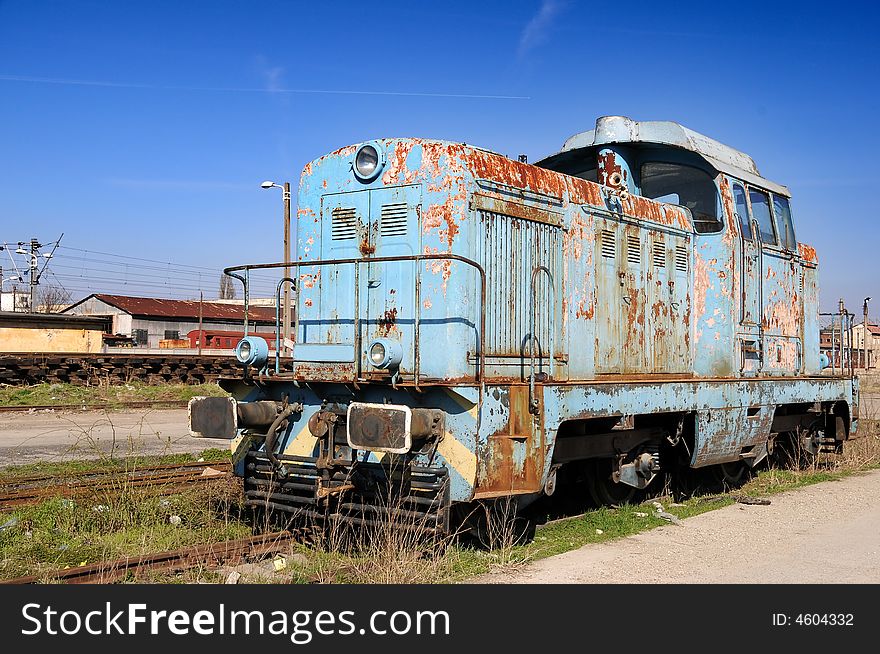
[537,115,819,378]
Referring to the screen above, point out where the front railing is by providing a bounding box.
[820,309,855,378]
[224,254,487,389]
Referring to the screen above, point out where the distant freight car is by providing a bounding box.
[189,116,859,537]
[187,329,278,351]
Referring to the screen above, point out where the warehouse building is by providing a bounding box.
[0,311,111,353]
[63,294,276,349]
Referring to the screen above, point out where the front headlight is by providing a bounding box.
[353,143,384,180]
[235,336,269,369]
[237,340,252,362]
[369,341,387,366]
[367,338,402,369]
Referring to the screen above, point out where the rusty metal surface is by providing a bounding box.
[475,385,544,498]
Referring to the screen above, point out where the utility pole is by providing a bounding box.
[28,238,40,313]
[283,181,291,357]
[261,180,293,357]
[198,291,204,356]
[864,297,871,370]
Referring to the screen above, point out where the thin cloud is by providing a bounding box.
[0,74,528,100]
[261,66,285,93]
[518,0,565,58]
[253,55,285,93]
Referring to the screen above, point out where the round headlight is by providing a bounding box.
[354,143,383,180]
[367,338,402,369]
[236,340,252,363]
[235,336,269,369]
[369,342,387,366]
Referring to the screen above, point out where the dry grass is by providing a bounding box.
[4,418,878,585]
[0,381,227,408]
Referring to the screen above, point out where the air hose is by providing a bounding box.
[265,404,297,478]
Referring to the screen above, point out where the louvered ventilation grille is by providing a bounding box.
[627,234,641,265]
[652,240,665,268]
[601,230,615,259]
[675,245,689,273]
[331,207,358,240]
[380,203,408,237]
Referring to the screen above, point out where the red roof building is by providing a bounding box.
[63,293,277,349]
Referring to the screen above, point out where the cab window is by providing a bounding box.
[772,195,796,250]
[640,162,723,234]
[747,188,777,245]
[732,182,751,240]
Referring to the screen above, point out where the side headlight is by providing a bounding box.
[353,143,384,181]
[235,336,270,369]
[367,338,402,369]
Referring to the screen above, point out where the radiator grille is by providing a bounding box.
[675,245,689,273]
[331,207,358,241]
[626,234,641,265]
[479,211,559,358]
[600,230,616,259]
[380,202,408,237]
[652,239,666,268]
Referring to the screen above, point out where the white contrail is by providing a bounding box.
[0,74,529,100]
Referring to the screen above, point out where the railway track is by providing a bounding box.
[0,460,232,510]
[0,399,189,413]
[0,530,295,584]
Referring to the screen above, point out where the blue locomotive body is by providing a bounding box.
[190,116,858,532]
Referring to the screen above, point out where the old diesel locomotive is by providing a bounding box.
[189,116,858,534]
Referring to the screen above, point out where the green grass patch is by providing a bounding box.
[0,481,250,580]
[0,381,228,408]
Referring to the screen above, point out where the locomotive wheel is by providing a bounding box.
[465,500,536,549]
[772,428,820,470]
[587,458,636,506]
[712,461,750,487]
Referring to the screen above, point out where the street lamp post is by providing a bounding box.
[864,297,871,371]
[261,180,292,356]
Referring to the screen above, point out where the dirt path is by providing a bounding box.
[0,409,229,467]
[475,469,880,584]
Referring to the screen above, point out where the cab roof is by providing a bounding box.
[536,116,790,197]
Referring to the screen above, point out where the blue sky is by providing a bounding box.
[0,0,877,315]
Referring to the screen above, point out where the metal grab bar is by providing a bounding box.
[224,254,487,386]
[820,310,855,378]
[274,277,296,374]
[529,265,555,414]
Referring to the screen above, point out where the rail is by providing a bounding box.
[225,254,487,388]
[0,461,232,510]
[0,531,294,584]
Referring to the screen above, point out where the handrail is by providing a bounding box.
[820,310,855,378]
[224,254,487,387]
[274,277,296,374]
[224,270,248,335]
[529,265,555,414]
